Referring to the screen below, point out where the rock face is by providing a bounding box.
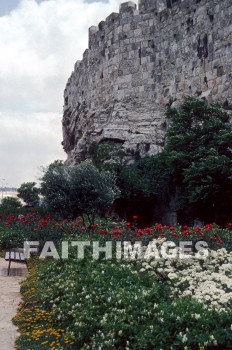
[62,0,232,164]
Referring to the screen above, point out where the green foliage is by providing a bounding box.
[40,160,119,223]
[69,160,120,223]
[17,182,40,207]
[0,227,27,249]
[0,211,71,250]
[14,251,232,350]
[91,141,125,171]
[1,196,22,209]
[40,160,71,217]
[164,97,232,220]
[115,153,172,220]
[114,97,232,223]
[117,165,149,199]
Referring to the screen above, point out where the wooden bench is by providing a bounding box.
[5,248,28,276]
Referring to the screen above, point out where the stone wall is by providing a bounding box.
[62,0,232,164]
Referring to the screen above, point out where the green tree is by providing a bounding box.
[17,182,40,207]
[69,160,119,224]
[40,160,119,223]
[40,160,71,217]
[165,97,232,222]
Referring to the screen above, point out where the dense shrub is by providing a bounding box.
[0,212,71,250]
[40,160,119,223]
[1,196,22,209]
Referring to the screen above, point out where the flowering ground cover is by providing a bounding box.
[1,211,232,349]
[140,238,232,312]
[13,252,232,350]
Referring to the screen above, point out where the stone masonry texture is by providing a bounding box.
[62,0,232,164]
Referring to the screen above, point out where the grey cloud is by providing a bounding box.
[0,112,66,187]
[0,0,124,187]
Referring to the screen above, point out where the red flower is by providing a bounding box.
[144,227,153,235]
[99,229,107,235]
[172,233,178,237]
[182,231,190,236]
[91,224,98,229]
[132,215,138,220]
[205,224,213,230]
[155,224,164,230]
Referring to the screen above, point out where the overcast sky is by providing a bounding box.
[0,0,125,188]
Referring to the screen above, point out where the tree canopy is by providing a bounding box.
[165,97,232,222]
[40,160,119,224]
[17,182,40,207]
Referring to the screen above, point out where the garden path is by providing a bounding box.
[0,258,28,350]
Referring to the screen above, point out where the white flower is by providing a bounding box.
[182,334,188,343]
[194,314,201,320]
[145,243,232,311]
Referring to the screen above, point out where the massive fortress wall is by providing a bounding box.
[62,0,232,164]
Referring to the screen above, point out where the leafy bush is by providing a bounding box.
[40,160,119,223]
[0,226,28,249]
[69,160,119,223]
[0,212,70,250]
[1,196,22,209]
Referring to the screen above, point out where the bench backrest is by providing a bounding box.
[5,248,26,261]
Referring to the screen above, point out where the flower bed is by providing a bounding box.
[13,252,232,350]
[140,238,232,312]
[1,212,231,349]
[0,211,232,251]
